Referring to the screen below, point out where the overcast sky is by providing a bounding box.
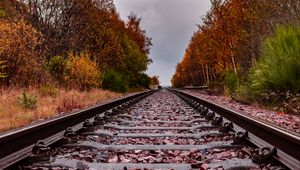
[114,0,211,86]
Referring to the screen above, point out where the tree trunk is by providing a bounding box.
[202,67,206,85]
[206,64,210,85]
[231,55,239,87]
[229,38,239,88]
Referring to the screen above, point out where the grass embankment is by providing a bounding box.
[0,87,121,132]
[218,24,300,115]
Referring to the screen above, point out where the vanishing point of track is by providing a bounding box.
[0,89,299,170]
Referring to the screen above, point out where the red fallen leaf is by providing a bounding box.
[134,150,142,154]
[236,150,244,158]
[84,155,95,162]
[241,147,252,156]
[167,150,173,155]
[108,155,118,163]
[156,156,163,163]
[163,139,172,144]
[156,150,165,157]
[201,163,209,170]
[188,139,196,145]
[231,152,237,157]
[180,151,191,157]
[119,155,131,163]
[126,153,139,160]
[137,157,145,162]
[147,156,156,163]
[212,148,222,153]
[138,155,157,163]
[215,151,231,159]
[162,158,169,163]
[143,151,150,155]
[277,111,285,115]
[174,156,184,163]
[174,150,181,156]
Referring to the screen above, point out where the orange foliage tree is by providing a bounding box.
[0,19,46,86]
[151,76,160,85]
[0,0,153,89]
[172,0,300,88]
[65,52,101,90]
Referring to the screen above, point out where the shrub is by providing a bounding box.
[65,52,101,90]
[39,85,59,97]
[137,73,151,88]
[223,70,237,93]
[128,73,151,88]
[17,92,37,109]
[250,24,300,92]
[102,69,128,92]
[233,84,256,104]
[48,56,66,82]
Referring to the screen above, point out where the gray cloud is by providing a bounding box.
[114,0,211,86]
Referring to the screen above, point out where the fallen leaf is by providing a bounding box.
[108,155,118,163]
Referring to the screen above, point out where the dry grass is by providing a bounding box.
[0,87,121,132]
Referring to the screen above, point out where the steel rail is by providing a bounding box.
[0,90,153,169]
[170,89,300,170]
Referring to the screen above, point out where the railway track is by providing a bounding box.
[0,89,299,169]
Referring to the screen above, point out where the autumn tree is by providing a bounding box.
[1,0,152,90]
[0,0,26,20]
[172,0,300,90]
[151,76,160,85]
[23,0,151,80]
[23,0,115,59]
[65,52,101,90]
[125,14,152,55]
[172,63,188,87]
[0,19,46,86]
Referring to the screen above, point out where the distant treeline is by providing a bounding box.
[172,0,300,93]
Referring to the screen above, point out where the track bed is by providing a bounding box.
[18,90,288,170]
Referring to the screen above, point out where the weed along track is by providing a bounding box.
[1,89,299,170]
